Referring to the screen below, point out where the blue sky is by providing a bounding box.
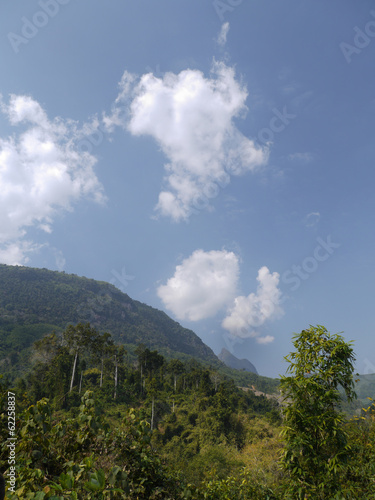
[1,0,375,378]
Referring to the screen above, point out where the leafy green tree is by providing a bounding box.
[142,349,165,378]
[279,325,357,499]
[32,332,60,364]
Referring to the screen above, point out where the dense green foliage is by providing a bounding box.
[279,326,374,499]
[0,323,282,498]
[1,308,375,498]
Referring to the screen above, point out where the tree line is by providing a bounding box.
[1,324,375,498]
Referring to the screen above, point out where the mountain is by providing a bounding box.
[219,347,258,374]
[0,264,219,376]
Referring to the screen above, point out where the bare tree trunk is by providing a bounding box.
[100,358,103,388]
[114,355,118,399]
[212,374,219,391]
[70,351,78,392]
[79,371,83,394]
[151,396,155,431]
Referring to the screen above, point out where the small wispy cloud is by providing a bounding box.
[53,248,66,271]
[256,335,275,345]
[217,22,230,47]
[288,152,313,163]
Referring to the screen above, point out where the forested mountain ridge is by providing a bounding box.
[0,264,218,373]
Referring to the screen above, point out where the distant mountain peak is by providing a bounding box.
[219,347,258,375]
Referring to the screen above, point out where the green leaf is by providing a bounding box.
[84,469,106,492]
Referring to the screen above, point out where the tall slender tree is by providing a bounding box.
[168,359,184,392]
[62,323,100,393]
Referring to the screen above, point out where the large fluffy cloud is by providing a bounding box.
[0,94,105,264]
[105,61,268,221]
[157,249,284,344]
[222,266,284,343]
[157,249,239,321]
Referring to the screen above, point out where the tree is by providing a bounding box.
[168,359,184,392]
[279,325,357,498]
[113,345,126,399]
[135,343,147,394]
[62,323,100,392]
[33,332,60,364]
[91,332,113,388]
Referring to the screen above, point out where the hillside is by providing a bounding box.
[0,336,284,499]
[0,264,219,376]
[219,347,258,374]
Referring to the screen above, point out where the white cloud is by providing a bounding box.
[158,250,284,345]
[53,248,66,271]
[103,71,136,133]
[288,152,313,163]
[256,335,275,345]
[157,249,239,321]
[106,61,268,221]
[222,266,283,339]
[217,22,230,47]
[0,94,105,264]
[0,241,43,265]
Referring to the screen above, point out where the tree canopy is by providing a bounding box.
[279,325,357,498]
